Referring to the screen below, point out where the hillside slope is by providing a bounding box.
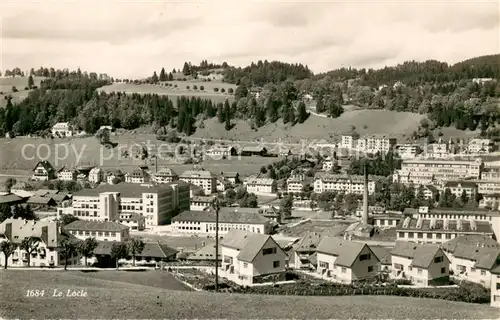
[193,109,426,143]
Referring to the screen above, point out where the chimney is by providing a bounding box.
[362,163,369,225]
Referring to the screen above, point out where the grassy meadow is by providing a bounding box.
[1,270,497,319]
[98,79,236,105]
[0,133,277,176]
[0,76,44,108]
[193,109,427,143]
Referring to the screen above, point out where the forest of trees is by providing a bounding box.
[2,54,498,137]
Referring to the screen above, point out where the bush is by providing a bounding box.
[193,85,198,90]
[11,86,18,93]
[221,88,225,93]
[186,85,190,89]
[214,88,219,92]
[228,88,234,94]
[24,86,29,90]
[200,85,205,90]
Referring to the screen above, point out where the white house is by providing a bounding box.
[390,241,450,286]
[468,138,492,154]
[151,167,179,184]
[87,167,103,184]
[205,146,237,160]
[180,169,217,195]
[286,174,306,194]
[441,235,500,287]
[51,122,73,137]
[220,230,287,286]
[293,231,323,270]
[171,209,273,236]
[119,212,146,231]
[0,218,80,267]
[216,176,232,192]
[313,173,376,195]
[63,220,130,242]
[31,161,56,181]
[57,167,77,181]
[190,196,215,211]
[491,265,500,308]
[442,181,477,199]
[316,237,380,284]
[245,177,277,195]
[125,168,150,184]
[322,156,335,171]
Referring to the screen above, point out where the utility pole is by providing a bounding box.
[212,197,220,292]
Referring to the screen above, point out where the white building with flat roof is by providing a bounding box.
[313,173,376,195]
[180,169,217,195]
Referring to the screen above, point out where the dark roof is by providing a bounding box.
[220,230,278,262]
[370,245,392,265]
[317,237,376,268]
[119,212,145,222]
[451,244,500,270]
[444,181,477,189]
[242,146,267,152]
[94,241,177,258]
[171,210,270,224]
[73,183,176,198]
[0,194,23,204]
[27,196,56,205]
[398,218,493,233]
[187,244,221,261]
[295,232,323,253]
[441,235,500,253]
[191,196,215,203]
[33,160,55,172]
[64,220,129,232]
[50,194,70,203]
[222,172,239,178]
[391,242,446,269]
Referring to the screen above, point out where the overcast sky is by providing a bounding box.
[1,0,498,78]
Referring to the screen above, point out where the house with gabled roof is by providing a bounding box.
[316,237,380,283]
[63,220,130,242]
[220,230,287,285]
[390,241,450,286]
[57,166,77,181]
[151,167,179,184]
[125,167,150,184]
[106,169,124,185]
[0,218,80,267]
[31,160,55,181]
[89,167,104,184]
[293,231,323,270]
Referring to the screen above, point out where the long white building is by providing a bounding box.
[393,158,483,185]
[313,173,376,195]
[179,169,217,195]
[65,182,190,228]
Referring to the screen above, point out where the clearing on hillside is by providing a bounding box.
[1,270,497,319]
[98,81,236,105]
[193,109,427,143]
[0,76,44,108]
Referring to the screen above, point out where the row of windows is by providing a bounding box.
[73,211,98,217]
[69,230,119,237]
[399,232,454,239]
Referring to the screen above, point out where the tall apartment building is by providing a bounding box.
[67,182,190,228]
[341,134,357,149]
[393,158,483,185]
[151,167,179,184]
[179,169,217,195]
[313,173,376,195]
[356,135,397,154]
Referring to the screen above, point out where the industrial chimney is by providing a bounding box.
[362,163,369,225]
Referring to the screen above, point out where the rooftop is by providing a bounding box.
[73,183,177,198]
[220,230,276,263]
[93,241,177,258]
[452,244,500,270]
[64,220,129,232]
[180,170,216,178]
[391,241,445,269]
[398,218,493,234]
[441,235,500,254]
[295,232,323,253]
[172,209,270,225]
[316,237,374,268]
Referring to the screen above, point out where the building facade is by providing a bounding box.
[63,220,130,242]
[179,170,217,195]
[313,173,376,195]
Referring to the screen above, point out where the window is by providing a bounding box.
[434,256,443,263]
[408,266,413,271]
[243,262,248,268]
[263,248,277,255]
[481,270,486,276]
[393,263,403,270]
[417,269,422,275]
[319,261,329,269]
[273,261,280,268]
[359,254,371,261]
[341,267,347,273]
[368,266,374,272]
[441,267,446,274]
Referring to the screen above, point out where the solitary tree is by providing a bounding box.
[59,238,78,270]
[28,75,34,89]
[127,238,145,266]
[151,71,159,83]
[159,68,166,82]
[297,101,308,123]
[280,195,294,219]
[78,238,98,267]
[0,241,17,269]
[111,242,129,269]
[20,237,40,267]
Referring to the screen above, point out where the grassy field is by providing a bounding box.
[1,270,497,319]
[0,133,276,176]
[280,220,352,237]
[193,109,427,143]
[0,76,44,108]
[98,80,236,105]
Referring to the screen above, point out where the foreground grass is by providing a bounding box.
[1,270,498,319]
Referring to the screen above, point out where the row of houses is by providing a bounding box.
[0,218,177,268]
